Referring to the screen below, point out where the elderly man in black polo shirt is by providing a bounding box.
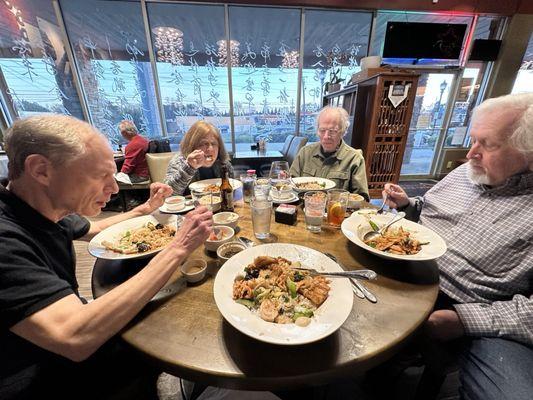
[0,115,213,399]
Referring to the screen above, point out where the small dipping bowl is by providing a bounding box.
[165,195,186,211]
[216,241,247,265]
[205,226,235,252]
[270,184,293,200]
[213,212,239,230]
[180,259,207,283]
[348,193,364,209]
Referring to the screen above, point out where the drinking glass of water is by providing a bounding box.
[304,191,326,232]
[250,197,272,239]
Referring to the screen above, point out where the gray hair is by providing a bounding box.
[316,106,350,134]
[475,93,533,166]
[118,120,139,138]
[4,114,101,180]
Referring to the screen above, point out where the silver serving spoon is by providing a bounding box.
[363,212,406,242]
[238,236,255,248]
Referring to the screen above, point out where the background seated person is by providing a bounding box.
[118,120,150,184]
[289,106,369,200]
[165,120,233,195]
[0,115,213,399]
[383,93,533,400]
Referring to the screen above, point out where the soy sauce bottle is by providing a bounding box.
[220,165,234,212]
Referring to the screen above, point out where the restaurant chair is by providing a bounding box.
[146,152,175,183]
[148,138,171,153]
[117,180,151,212]
[280,134,295,158]
[285,136,308,166]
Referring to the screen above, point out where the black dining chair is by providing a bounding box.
[285,136,308,166]
[280,134,295,158]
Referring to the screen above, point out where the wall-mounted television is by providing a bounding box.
[383,22,467,61]
[469,39,502,61]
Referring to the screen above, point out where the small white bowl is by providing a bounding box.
[270,185,293,200]
[216,241,247,264]
[180,259,207,283]
[205,226,235,252]
[197,194,222,212]
[165,195,186,211]
[213,212,239,229]
[348,193,364,209]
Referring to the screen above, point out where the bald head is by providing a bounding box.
[4,114,105,180]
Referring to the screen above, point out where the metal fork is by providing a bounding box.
[291,267,377,280]
[325,252,378,303]
[377,194,388,214]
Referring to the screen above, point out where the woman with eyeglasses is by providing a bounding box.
[165,121,234,195]
[289,106,369,200]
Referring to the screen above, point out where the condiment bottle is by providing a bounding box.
[220,164,234,212]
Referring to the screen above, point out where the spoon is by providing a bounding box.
[238,236,255,248]
[363,212,406,242]
[377,194,388,214]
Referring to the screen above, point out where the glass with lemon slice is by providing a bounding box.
[326,189,349,228]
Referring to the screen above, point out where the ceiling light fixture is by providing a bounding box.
[281,50,299,69]
[217,39,240,67]
[153,26,184,65]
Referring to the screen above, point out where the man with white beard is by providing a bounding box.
[382,93,533,400]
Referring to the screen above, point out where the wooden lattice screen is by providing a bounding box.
[367,77,417,197]
[324,71,419,198]
[351,72,418,198]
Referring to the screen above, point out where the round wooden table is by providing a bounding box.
[92,203,439,391]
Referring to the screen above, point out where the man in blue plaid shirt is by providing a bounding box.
[385,93,533,400]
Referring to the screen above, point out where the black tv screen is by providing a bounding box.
[469,39,501,61]
[383,22,467,60]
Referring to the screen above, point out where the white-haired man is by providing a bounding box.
[118,119,150,183]
[383,93,533,399]
[289,106,369,200]
[0,115,213,399]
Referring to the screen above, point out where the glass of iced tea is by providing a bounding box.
[326,189,349,228]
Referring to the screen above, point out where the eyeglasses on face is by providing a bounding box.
[199,140,219,149]
[318,127,340,136]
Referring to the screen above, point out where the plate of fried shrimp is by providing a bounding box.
[341,213,447,261]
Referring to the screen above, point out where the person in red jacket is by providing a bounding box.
[119,120,150,183]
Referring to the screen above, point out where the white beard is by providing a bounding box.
[466,162,491,185]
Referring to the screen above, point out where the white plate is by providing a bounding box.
[159,202,195,214]
[271,193,299,204]
[291,177,336,193]
[189,178,243,192]
[88,214,179,260]
[341,213,447,261]
[213,243,353,345]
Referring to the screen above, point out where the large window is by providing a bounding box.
[0,2,374,153]
[146,3,231,151]
[60,0,162,148]
[228,6,301,152]
[401,72,455,175]
[444,16,507,149]
[512,33,533,94]
[0,0,83,120]
[301,10,372,142]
